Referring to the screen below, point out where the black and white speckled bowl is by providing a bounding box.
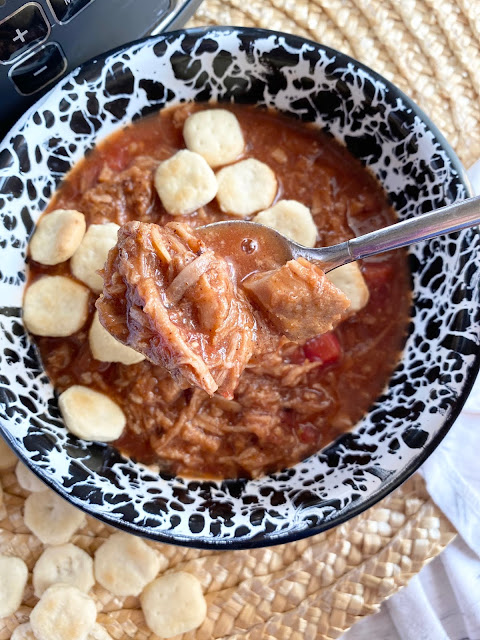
[0,27,479,549]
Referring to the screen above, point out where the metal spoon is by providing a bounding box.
[199,194,480,274]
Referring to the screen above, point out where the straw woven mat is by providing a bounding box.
[0,461,456,640]
[188,0,480,170]
[2,1,477,637]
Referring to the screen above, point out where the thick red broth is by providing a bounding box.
[27,103,411,479]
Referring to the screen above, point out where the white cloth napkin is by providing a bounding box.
[343,161,480,640]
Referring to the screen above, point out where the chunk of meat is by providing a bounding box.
[242,258,350,342]
[79,156,160,225]
[96,221,257,398]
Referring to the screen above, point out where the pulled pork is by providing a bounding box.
[97,220,350,399]
[79,156,160,225]
[96,221,257,398]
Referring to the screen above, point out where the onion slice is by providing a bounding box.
[166,251,214,305]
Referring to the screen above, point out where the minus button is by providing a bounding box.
[33,64,49,76]
[9,42,67,96]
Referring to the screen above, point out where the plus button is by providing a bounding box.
[0,4,50,64]
[13,28,29,43]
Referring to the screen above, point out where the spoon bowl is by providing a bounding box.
[199,194,480,275]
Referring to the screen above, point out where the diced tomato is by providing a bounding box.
[297,423,317,444]
[106,148,131,172]
[362,261,393,289]
[303,332,341,365]
[285,345,306,365]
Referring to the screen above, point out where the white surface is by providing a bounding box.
[343,162,480,639]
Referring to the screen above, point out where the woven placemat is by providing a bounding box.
[0,460,456,639]
[187,0,480,170]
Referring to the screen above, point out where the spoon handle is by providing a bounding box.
[302,194,480,271]
[350,193,480,258]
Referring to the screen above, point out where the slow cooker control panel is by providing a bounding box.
[0,0,203,140]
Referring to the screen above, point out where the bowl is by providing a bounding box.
[0,27,478,549]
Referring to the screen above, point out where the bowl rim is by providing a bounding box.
[0,25,478,549]
[0,24,474,195]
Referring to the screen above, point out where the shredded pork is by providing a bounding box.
[79,156,160,225]
[96,221,257,398]
[97,220,351,400]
